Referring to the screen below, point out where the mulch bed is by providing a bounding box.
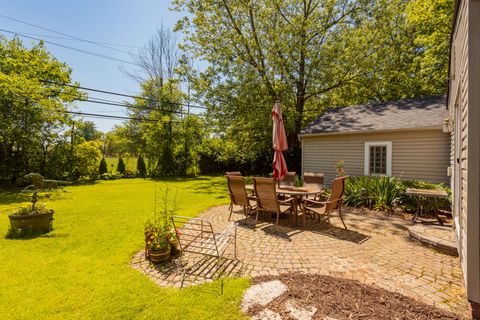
[250,273,465,320]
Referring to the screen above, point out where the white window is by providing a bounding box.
[364,142,392,176]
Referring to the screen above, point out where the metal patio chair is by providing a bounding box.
[225,175,256,221]
[253,177,296,226]
[172,215,237,289]
[302,176,348,229]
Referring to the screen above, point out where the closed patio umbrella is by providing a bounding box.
[272,101,288,181]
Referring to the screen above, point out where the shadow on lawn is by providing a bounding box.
[5,227,69,240]
[0,190,32,206]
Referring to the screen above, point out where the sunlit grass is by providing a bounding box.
[0,177,249,319]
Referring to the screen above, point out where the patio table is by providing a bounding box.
[245,184,323,226]
[405,188,449,226]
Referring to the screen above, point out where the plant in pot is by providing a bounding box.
[144,188,181,263]
[144,219,171,263]
[8,192,54,236]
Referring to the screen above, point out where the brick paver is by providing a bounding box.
[131,205,468,315]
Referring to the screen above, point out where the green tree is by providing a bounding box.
[99,157,108,175]
[0,36,83,183]
[137,155,147,177]
[405,0,453,94]
[72,141,102,180]
[173,0,376,168]
[173,0,453,173]
[77,120,103,142]
[117,157,126,174]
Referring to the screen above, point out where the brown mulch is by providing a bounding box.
[250,273,465,320]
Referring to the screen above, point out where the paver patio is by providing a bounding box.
[131,205,468,316]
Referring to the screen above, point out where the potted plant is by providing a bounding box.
[144,188,181,263]
[144,220,172,263]
[8,192,54,234]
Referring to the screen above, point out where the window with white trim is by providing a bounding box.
[364,142,392,176]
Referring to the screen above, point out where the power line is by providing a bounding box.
[81,98,184,115]
[12,31,142,50]
[67,110,176,123]
[42,79,207,109]
[0,28,137,65]
[0,14,136,54]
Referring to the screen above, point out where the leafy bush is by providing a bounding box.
[372,176,402,212]
[123,170,138,178]
[344,176,451,213]
[101,172,123,180]
[399,180,451,212]
[344,176,377,207]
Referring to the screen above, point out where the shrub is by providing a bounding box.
[117,157,126,174]
[344,176,377,208]
[123,170,138,178]
[344,176,451,213]
[399,180,451,212]
[101,172,123,180]
[137,155,147,177]
[99,158,108,175]
[372,176,402,212]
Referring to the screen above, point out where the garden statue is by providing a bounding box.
[23,173,72,192]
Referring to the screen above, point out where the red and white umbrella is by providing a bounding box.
[272,101,288,181]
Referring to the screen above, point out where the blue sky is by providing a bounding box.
[1,0,186,132]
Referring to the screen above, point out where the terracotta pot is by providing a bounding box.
[8,210,54,232]
[149,247,171,263]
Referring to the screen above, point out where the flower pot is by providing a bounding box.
[8,210,54,232]
[149,247,171,263]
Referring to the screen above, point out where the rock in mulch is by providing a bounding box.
[251,309,282,320]
[241,280,288,313]
[285,299,318,320]
[245,273,465,320]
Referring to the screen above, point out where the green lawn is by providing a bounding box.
[0,177,249,319]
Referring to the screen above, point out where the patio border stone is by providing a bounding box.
[408,224,458,256]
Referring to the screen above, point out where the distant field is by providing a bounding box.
[105,157,137,171]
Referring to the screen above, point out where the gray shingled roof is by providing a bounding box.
[300,95,447,135]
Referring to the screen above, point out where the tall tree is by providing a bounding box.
[173,0,453,173]
[122,25,180,89]
[173,0,376,168]
[0,36,83,182]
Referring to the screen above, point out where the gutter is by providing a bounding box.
[297,125,442,140]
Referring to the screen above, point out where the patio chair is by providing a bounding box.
[253,177,296,225]
[172,215,237,289]
[302,176,348,229]
[303,172,325,200]
[225,171,242,176]
[278,171,296,187]
[225,175,256,221]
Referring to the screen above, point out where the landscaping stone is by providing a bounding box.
[241,280,287,312]
[285,299,317,320]
[251,309,282,320]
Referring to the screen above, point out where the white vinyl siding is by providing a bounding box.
[449,0,480,303]
[301,129,449,186]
